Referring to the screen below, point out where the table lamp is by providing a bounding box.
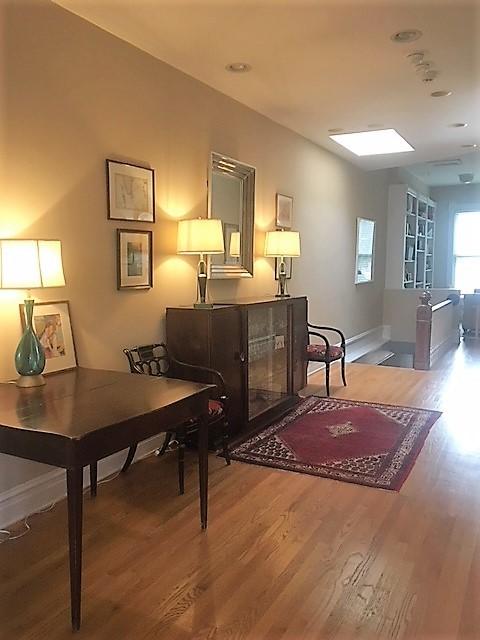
[0,239,66,387]
[264,230,301,297]
[229,231,241,259]
[177,218,224,308]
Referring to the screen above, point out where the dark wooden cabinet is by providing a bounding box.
[166,296,308,436]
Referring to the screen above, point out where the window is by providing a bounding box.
[454,211,480,293]
[355,218,375,283]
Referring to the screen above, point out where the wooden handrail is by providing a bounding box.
[432,299,452,313]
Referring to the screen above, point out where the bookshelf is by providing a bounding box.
[386,185,436,289]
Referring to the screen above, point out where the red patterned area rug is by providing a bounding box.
[229,397,441,490]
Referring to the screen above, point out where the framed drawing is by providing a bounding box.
[276,193,293,229]
[117,229,153,290]
[275,257,293,280]
[355,217,375,284]
[106,159,155,222]
[20,301,77,374]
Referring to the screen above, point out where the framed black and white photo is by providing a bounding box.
[117,229,153,290]
[107,159,155,222]
[276,193,293,229]
[20,300,77,374]
[275,257,293,280]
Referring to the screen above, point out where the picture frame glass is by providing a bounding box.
[107,160,155,222]
[355,217,375,284]
[118,230,153,289]
[20,301,77,374]
[276,194,293,229]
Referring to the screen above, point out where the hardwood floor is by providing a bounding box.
[2,341,480,639]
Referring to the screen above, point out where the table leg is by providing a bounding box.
[198,413,209,530]
[67,467,84,632]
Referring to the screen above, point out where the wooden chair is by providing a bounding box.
[89,343,230,498]
[306,323,347,396]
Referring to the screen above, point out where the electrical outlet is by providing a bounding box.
[275,335,285,350]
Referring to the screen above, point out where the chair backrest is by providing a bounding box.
[123,343,172,377]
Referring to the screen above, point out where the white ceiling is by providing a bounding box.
[407,151,480,186]
[54,0,479,177]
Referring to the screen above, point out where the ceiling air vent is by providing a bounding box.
[428,159,462,167]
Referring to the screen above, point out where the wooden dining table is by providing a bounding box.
[0,367,213,631]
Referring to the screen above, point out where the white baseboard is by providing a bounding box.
[307,324,390,376]
[0,435,167,530]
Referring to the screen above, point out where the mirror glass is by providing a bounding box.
[208,152,255,278]
[355,217,375,283]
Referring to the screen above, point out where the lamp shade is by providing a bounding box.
[264,231,301,257]
[177,218,225,255]
[229,231,241,257]
[0,239,65,289]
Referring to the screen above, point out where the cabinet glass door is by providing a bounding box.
[247,303,289,420]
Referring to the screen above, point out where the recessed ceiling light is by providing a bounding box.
[431,90,452,97]
[415,61,433,73]
[407,51,426,64]
[328,127,344,133]
[391,29,422,44]
[459,173,474,184]
[225,62,251,73]
[450,123,468,128]
[462,143,478,149]
[329,129,414,156]
[422,69,438,82]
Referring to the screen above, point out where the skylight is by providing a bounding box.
[329,129,414,156]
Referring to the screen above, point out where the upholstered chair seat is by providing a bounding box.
[306,344,344,361]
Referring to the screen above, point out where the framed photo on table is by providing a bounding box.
[106,159,155,222]
[276,193,293,229]
[20,300,77,374]
[117,229,153,290]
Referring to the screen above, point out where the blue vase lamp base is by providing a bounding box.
[15,298,46,388]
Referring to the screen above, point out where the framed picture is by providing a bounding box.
[275,257,293,280]
[20,301,77,374]
[276,193,293,229]
[106,159,155,222]
[223,222,240,265]
[117,229,153,290]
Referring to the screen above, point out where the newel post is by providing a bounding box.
[414,290,433,370]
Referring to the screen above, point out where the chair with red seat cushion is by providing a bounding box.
[88,343,230,499]
[306,323,347,396]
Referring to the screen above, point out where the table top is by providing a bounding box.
[0,367,212,441]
